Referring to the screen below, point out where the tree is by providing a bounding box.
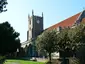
[36,29,58,63]
[57,24,85,64]
[0,0,8,13]
[57,28,80,64]
[0,21,21,55]
[57,28,73,57]
[57,25,84,57]
[72,23,85,64]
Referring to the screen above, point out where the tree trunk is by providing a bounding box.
[49,52,51,63]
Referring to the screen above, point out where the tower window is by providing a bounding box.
[29,20,31,24]
[29,27,31,30]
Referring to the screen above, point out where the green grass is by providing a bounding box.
[4,59,45,64]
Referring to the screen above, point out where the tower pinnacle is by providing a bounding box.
[32,10,34,16]
[42,12,43,17]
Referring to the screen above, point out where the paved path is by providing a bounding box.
[36,58,48,62]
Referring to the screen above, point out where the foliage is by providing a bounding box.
[68,57,80,64]
[57,28,75,57]
[36,29,58,63]
[57,28,70,51]
[0,0,8,13]
[36,29,58,53]
[0,56,6,64]
[0,56,5,60]
[75,24,85,64]
[57,24,85,57]
[0,21,21,55]
[76,46,85,64]
[57,23,85,63]
[69,24,85,44]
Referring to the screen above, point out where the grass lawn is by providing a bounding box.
[4,59,45,64]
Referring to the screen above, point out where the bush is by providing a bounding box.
[0,56,6,63]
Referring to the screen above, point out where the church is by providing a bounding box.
[21,10,85,58]
[21,10,44,57]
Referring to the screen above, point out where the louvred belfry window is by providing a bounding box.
[29,27,31,30]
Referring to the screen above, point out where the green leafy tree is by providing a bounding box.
[57,24,85,64]
[0,21,21,55]
[57,28,73,57]
[72,23,85,64]
[57,28,80,64]
[0,0,8,13]
[36,29,58,63]
[57,25,85,57]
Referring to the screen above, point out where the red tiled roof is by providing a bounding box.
[81,18,85,23]
[48,12,81,30]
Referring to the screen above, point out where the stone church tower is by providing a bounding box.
[27,10,43,41]
[25,10,44,57]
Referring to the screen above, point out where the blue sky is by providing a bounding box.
[0,0,85,42]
